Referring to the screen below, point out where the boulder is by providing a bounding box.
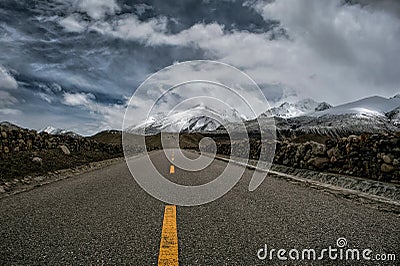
[327,147,339,158]
[345,143,351,153]
[382,154,392,164]
[347,135,360,143]
[60,145,71,155]
[26,139,33,150]
[308,141,326,156]
[3,146,9,153]
[32,157,42,165]
[381,163,395,173]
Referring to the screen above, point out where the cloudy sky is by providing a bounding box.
[0,0,399,135]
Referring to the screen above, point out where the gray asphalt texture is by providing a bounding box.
[0,150,399,265]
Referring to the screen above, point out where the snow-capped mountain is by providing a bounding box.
[40,126,80,138]
[278,96,400,137]
[41,126,67,135]
[126,104,245,134]
[387,107,400,126]
[314,102,333,112]
[245,95,400,137]
[126,95,400,136]
[310,96,400,118]
[264,98,331,118]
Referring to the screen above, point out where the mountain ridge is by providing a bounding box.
[126,104,244,135]
[40,126,81,138]
[3,95,399,137]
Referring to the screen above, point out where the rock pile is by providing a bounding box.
[0,124,122,158]
[275,133,400,181]
[208,133,400,182]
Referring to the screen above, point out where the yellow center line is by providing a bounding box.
[158,205,179,265]
[170,165,175,174]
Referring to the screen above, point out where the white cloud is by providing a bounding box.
[57,0,120,31]
[0,90,20,116]
[0,108,21,115]
[0,65,18,90]
[4,0,400,134]
[59,14,87,33]
[134,3,153,16]
[84,0,400,105]
[90,15,168,43]
[62,91,126,130]
[90,18,226,48]
[76,0,120,20]
[356,0,400,19]
[36,92,53,103]
[245,0,400,103]
[0,91,18,107]
[123,61,273,128]
[63,92,95,106]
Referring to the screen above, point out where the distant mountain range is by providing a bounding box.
[126,95,400,136]
[251,95,400,137]
[3,95,399,138]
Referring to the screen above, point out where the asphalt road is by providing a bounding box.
[0,150,399,265]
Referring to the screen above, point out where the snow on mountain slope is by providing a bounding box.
[315,102,333,111]
[264,95,399,120]
[265,98,331,118]
[278,96,400,137]
[248,95,400,137]
[40,126,80,138]
[41,126,67,135]
[184,116,221,132]
[126,104,244,134]
[310,96,400,117]
[126,95,399,136]
[387,107,400,126]
[268,98,319,118]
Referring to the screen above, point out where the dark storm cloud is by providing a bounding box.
[122,0,278,33]
[0,0,399,134]
[346,0,400,19]
[0,0,278,134]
